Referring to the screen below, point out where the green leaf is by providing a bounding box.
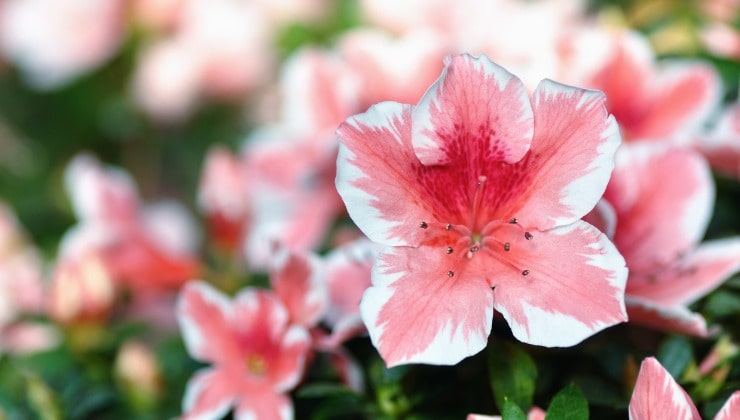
[545,383,588,420]
[657,336,693,378]
[705,291,740,319]
[502,398,527,420]
[296,383,358,399]
[488,342,537,413]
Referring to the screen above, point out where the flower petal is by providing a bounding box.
[629,357,701,420]
[492,220,628,347]
[607,144,714,273]
[270,247,328,328]
[361,245,494,366]
[412,54,533,166]
[582,198,617,239]
[336,102,428,246]
[625,296,709,337]
[234,390,293,420]
[177,281,240,365]
[182,368,236,420]
[626,238,740,307]
[635,61,721,141]
[714,391,740,420]
[501,79,621,230]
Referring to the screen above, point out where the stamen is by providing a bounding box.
[469,175,487,230]
[470,245,480,253]
[503,242,510,251]
[445,247,454,254]
[509,217,518,224]
[524,232,533,240]
[419,221,428,229]
[522,269,530,276]
[445,223,453,231]
[447,270,454,277]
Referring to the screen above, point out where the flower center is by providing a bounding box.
[245,354,267,376]
[417,175,535,280]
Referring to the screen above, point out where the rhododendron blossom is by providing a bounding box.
[629,357,740,420]
[336,54,628,366]
[602,143,740,336]
[177,281,310,420]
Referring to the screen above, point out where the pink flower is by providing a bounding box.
[269,246,327,329]
[0,0,124,89]
[602,143,740,336]
[198,146,251,253]
[336,54,627,366]
[177,281,311,420]
[572,29,721,142]
[61,153,200,295]
[629,357,739,420]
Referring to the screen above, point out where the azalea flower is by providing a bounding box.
[569,28,721,142]
[177,281,311,420]
[601,143,740,336]
[336,54,628,366]
[692,102,740,179]
[629,357,739,420]
[0,0,124,89]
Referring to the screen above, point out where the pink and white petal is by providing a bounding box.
[270,325,312,393]
[582,198,617,239]
[714,391,740,420]
[230,288,290,348]
[502,80,621,230]
[270,247,328,328]
[412,54,533,166]
[182,368,237,420]
[607,144,714,273]
[177,281,240,365]
[625,296,709,337]
[324,238,379,327]
[626,238,740,307]
[628,357,701,420]
[637,62,721,141]
[328,345,365,392]
[360,245,494,367]
[493,220,628,347]
[336,102,432,247]
[234,390,292,420]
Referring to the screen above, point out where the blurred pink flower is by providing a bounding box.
[0,0,124,89]
[571,29,721,142]
[0,202,56,354]
[47,250,116,326]
[132,0,273,120]
[602,143,740,336]
[320,238,380,347]
[337,28,449,107]
[336,54,627,366]
[269,246,327,329]
[629,357,739,420]
[198,146,251,253]
[132,0,185,31]
[61,153,200,296]
[177,281,311,420]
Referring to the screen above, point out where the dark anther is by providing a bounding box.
[503,242,511,251]
[445,247,454,254]
[509,217,518,224]
[524,232,533,240]
[445,223,453,230]
[419,221,428,229]
[470,245,479,253]
[447,270,455,277]
[522,269,530,276]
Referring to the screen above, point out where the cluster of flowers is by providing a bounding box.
[0,0,738,418]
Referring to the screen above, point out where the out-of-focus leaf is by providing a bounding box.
[657,336,693,378]
[296,383,359,398]
[502,397,526,420]
[573,375,624,407]
[488,341,537,413]
[545,383,588,420]
[25,373,61,420]
[705,291,740,319]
